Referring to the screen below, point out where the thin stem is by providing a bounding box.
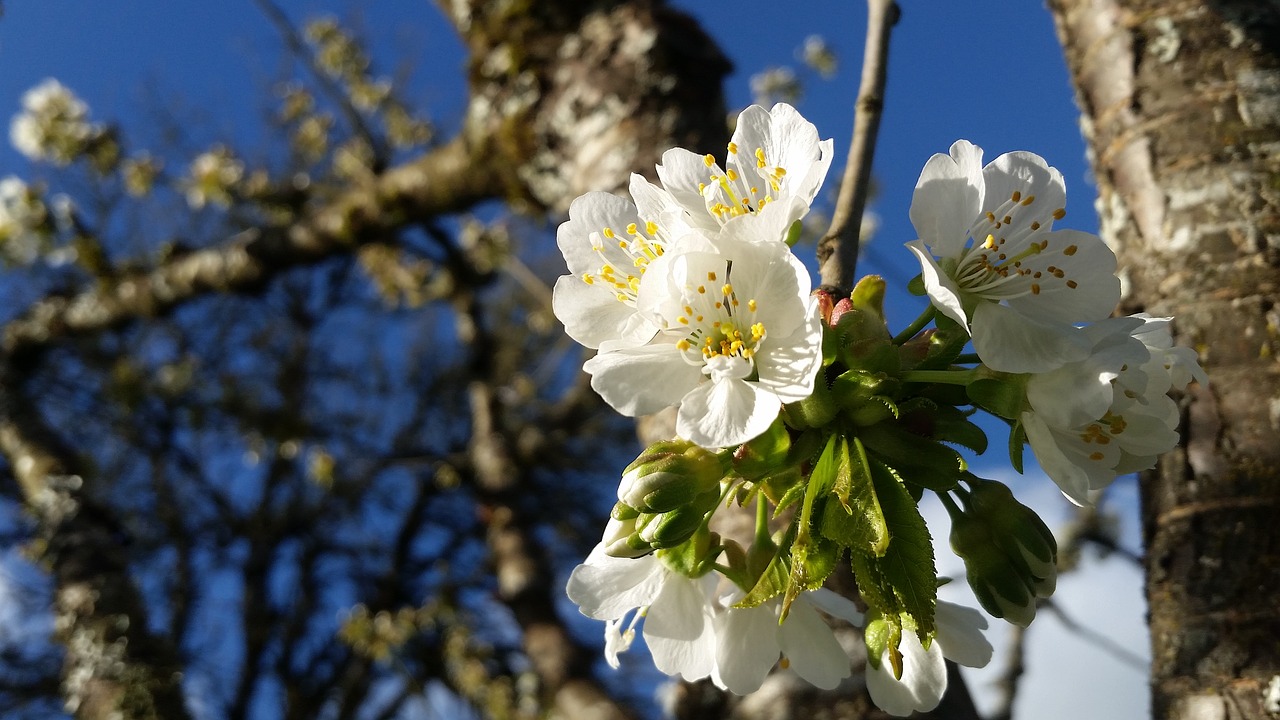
[754,490,771,548]
[891,304,936,345]
[899,368,976,386]
[954,352,981,365]
[817,0,900,292]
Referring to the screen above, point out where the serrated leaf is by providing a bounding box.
[858,422,963,491]
[819,436,889,556]
[869,460,937,637]
[931,404,990,454]
[737,545,790,608]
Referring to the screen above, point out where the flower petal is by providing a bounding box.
[777,596,851,689]
[865,632,947,716]
[565,550,665,620]
[910,140,984,258]
[907,240,970,330]
[645,575,717,682]
[970,301,1091,373]
[935,601,993,668]
[677,376,779,449]
[584,343,703,417]
[712,604,781,694]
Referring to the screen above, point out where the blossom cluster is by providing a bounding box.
[562,105,1209,715]
[9,79,106,166]
[0,176,50,264]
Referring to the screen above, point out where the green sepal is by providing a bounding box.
[819,436,889,556]
[906,273,926,296]
[782,531,840,619]
[733,417,792,482]
[914,312,971,370]
[656,526,720,578]
[1008,418,1027,474]
[784,374,839,429]
[862,613,901,675]
[785,219,804,247]
[849,275,888,321]
[737,537,790,608]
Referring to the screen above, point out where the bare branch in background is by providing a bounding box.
[817,0,898,292]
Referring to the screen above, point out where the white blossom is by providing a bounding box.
[865,602,993,716]
[655,103,832,236]
[185,147,244,209]
[0,176,48,264]
[566,545,719,680]
[906,140,1120,373]
[583,227,823,448]
[9,79,99,165]
[1021,315,1205,504]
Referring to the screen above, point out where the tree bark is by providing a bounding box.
[1048,1,1280,717]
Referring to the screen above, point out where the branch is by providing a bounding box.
[0,362,192,720]
[817,0,899,292]
[2,135,500,357]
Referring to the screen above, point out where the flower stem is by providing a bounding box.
[899,368,976,386]
[892,304,936,345]
[954,352,981,365]
[754,490,772,548]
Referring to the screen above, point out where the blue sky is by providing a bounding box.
[0,2,1147,719]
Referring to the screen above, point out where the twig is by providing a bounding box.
[989,623,1028,720]
[817,0,899,293]
[1041,598,1149,670]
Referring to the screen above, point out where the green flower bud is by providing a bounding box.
[637,504,710,549]
[618,440,725,514]
[950,512,1037,626]
[967,479,1058,597]
[601,516,651,559]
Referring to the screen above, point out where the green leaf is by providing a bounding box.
[858,422,963,491]
[931,404,990,454]
[868,460,938,637]
[737,545,790,608]
[819,436,889,556]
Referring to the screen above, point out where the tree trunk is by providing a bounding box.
[1048,1,1280,717]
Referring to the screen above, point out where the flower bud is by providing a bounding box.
[601,516,651,559]
[637,505,710,550]
[618,440,725,514]
[950,513,1037,626]
[966,479,1058,597]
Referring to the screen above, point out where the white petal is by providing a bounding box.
[566,551,665,620]
[584,343,703,417]
[754,299,823,404]
[865,632,947,716]
[1022,412,1093,506]
[777,597,851,689]
[909,140,984,258]
[712,604,781,694]
[805,588,866,626]
[906,240,971,330]
[645,575,717,681]
[557,192,640,275]
[552,275,653,349]
[677,377,779,449]
[970,301,1091,373]
[656,148,722,232]
[981,151,1066,229]
[1011,229,1120,324]
[935,602,993,668]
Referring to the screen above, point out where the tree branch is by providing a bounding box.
[817,0,899,293]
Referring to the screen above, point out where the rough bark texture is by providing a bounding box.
[1049,1,1280,717]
